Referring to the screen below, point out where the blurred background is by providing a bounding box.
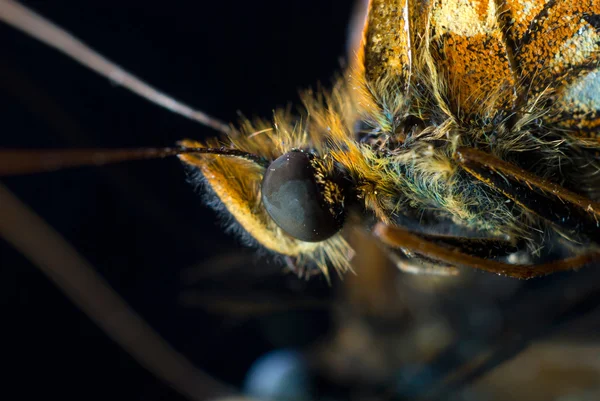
[1,1,600,401]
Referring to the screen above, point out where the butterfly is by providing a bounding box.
[1,1,600,400]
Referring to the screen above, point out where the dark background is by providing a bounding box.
[0,1,354,400]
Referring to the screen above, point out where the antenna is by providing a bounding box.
[0,147,269,177]
[0,0,232,134]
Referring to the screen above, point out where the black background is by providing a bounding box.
[0,1,354,400]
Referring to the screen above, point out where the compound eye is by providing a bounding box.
[261,151,344,242]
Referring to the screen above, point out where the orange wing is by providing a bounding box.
[354,0,600,137]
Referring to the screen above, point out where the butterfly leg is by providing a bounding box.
[374,223,600,279]
[386,248,460,276]
[454,147,600,242]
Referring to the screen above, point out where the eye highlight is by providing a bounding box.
[261,150,345,242]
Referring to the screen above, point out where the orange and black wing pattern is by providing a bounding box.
[354,0,600,136]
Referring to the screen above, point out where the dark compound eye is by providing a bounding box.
[261,150,345,242]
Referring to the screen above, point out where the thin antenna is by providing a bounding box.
[0,147,269,176]
[0,0,231,134]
